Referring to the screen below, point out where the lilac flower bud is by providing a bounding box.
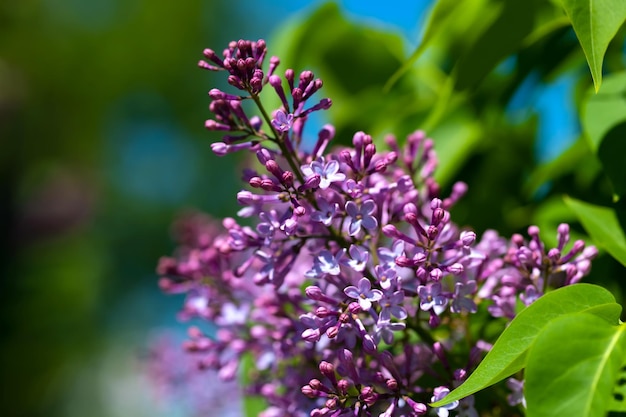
[360,386,379,406]
[205,120,232,131]
[302,328,321,342]
[325,398,337,410]
[454,368,468,381]
[548,248,560,262]
[301,385,319,398]
[404,397,428,415]
[337,379,349,395]
[430,268,443,281]
[427,225,438,240]
[447,263,464,275]
[348,302,361,314]
[460,230,476,246]
[298,174,321,192]
[319,361,336,383]
[326,326,339,339]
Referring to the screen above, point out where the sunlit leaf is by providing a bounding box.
[430,284,618,406]
[559,0,626,91]
[582,71,626,152]
[564,196,626,267]
[525,313,626,417]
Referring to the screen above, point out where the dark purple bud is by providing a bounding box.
[298,174,321,192]
[386,378,398,391]
[427,225,439,240]
[337,379,349,395]
[326,326,339,339]
[319,361,336,384]
[265,160,283,177]
[360,386,378,406]
[348,302,361,314]
[282,171,294,186]
[325,398,337,410]
[249,176,262,188]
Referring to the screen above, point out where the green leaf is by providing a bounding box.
[598,121,626,201]
[430,284,618,406]
[453,0,538,90]
[240,352,267,417]
[559,0,626,92]
[525,313,626,417]
[582,71,626,152]
[384,0,492,91]
[564,196,626,267]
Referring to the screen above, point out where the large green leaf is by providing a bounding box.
[559,0,626,92]
[564,196,626,267]
[582,71,626,152]
[430,284,619,406]
[525,313,626,417]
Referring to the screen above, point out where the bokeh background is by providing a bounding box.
[1,1,624,416]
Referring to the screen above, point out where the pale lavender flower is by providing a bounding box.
[451,281,477,313]
[345,200,378,236]
[506,378,526,407]
[379,290,407,321]
[310,197,339,226]
[374,320,405,345]
[301,157,346,189]
[431,387,458,417]
[378,240,404,270]
[374,264,397,290]
[271,109,293,132]
[418,283,448,315]
[306,249,342,278]
[342,244,369,272]
[344,277,382,310]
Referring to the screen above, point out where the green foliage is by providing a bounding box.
[559,0,626,91]
[565,197,626,267]
[430,284,622,406]
[525,313,626,417]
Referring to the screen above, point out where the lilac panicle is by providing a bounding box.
[155,39,598,417]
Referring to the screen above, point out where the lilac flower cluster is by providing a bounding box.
[156,39,597,417]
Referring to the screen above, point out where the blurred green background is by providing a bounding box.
[1,0,624,416]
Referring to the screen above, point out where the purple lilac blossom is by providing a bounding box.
[152,39,599,417]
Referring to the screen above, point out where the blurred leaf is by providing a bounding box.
[597,121,626,201]
[582,71,626,152]
[523,136,590,199]
[559,0,626,92]
[430,284,618,406]
[384,0,468,91]
[564,196,626,267]
[454,0,539,90]
[525,313,626,417]
[240,352,267,417]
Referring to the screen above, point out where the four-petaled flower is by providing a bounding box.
[310,197,339,226]
[345,200,378,236]
[301,157,346,189]
[431,386,459,417]
[271,109,293,132]
[418,283,448,315]
[344,277,383,310]
[379,290,407,321]
[306,249,343,278]
[451,281,477,313]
